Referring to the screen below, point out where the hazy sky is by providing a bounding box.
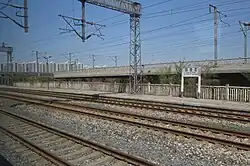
[0,0,249,67]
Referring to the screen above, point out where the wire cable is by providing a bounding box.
[0,0,11,10]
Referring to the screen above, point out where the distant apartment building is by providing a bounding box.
[0,62,87,73]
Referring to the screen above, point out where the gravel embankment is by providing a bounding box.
[67,100,250,133]
[0,98,250,166]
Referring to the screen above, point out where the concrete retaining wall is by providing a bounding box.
[13,81,180,96]
[13,81,250,102]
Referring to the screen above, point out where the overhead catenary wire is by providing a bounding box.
[73,17,215,53]
[34,1,249,48]
[83,0,176,24]
[91,28,241,58]
[32,0,177,43]
[15,0,250,65]
[77,37,243,65]
[30,9,249,56]
[143,32,242,54]
[31,0,176,42]
[80,9,249,48]
[25,30,244,64]
[30,0,249,44]
[0,0,12,10]
[105,0,249,28]
[99,24,238,55]
[31,8,248,48]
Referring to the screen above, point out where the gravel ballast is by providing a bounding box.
[67,100,250,133]
[3,92,250,133]
[0,98,250,166]
[0,132,52,166]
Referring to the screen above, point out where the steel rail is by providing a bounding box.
[0,109,159,166]
[1,88,250,123]
[0,125,73,166]
[3,91,249,138]
[1,92,250,151]
[5,87,250,113]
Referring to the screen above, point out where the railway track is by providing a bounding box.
[1,127,58,166]
[0,109,158,166]
[1,87,250,123]
[0,91,250,151]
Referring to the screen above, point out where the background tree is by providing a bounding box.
[157,61,186,84]
[158,66,172,84]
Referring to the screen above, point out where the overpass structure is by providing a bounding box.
[54,58,250,78]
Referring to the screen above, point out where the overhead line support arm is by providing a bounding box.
[83,0,141,16]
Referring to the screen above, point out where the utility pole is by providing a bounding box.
[109,56,118,67]
[81,0,85,42]
[209,4,219,66]
[74,59,79,71]
[35,51,40,76]
[6,51,9,72]
[24,0,28,32]
[43,55,52,89]
[239,21,250,64]
[62,53,74,71]
[69,53,72,71]
[209,4,229,66]
[92,54,95,69]
[114,56,117,67]
[58,0,105,42]
[43,55,52,73]
[0,0,29,32]
[151,55,155,64]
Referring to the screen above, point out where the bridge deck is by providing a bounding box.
[54,59,250,78]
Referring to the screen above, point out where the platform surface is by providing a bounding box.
[1,85,250,111]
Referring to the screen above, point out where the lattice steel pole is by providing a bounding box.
[129,15,142,94]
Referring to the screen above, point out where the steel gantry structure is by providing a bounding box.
[78,0,142,94]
